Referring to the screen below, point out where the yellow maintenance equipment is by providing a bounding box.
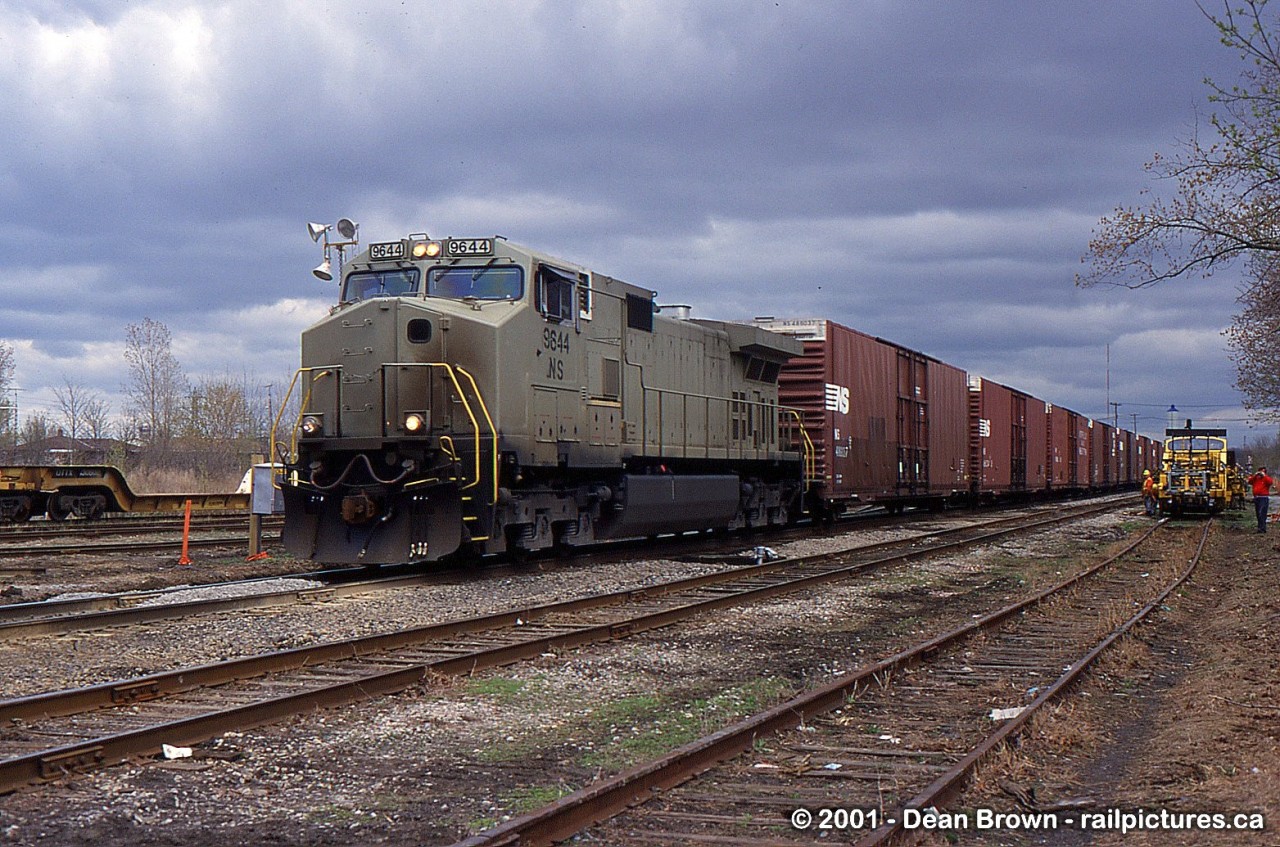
[1156,426,1233,515]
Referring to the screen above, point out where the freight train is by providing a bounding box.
[275,232,1158,565]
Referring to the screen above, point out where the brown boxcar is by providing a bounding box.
[1089,420,1116,488]
[758,318,969,513]
[1070,411,1092,489]
[1117,429,1137,485]
[967,376,1049,497]
[1048,407,1091,490]
[1137,435,1161,479]
[1046,404,1071,489]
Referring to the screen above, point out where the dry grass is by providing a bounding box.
[967,740,1040,797]
[126,466,242,493]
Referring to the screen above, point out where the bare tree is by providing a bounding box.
[1225,255,1280,415]
[123,317,188,447]
[0,341,15,445]
[51,376,112,461]
[82,394,112,440]
[18,412,52,462]
[112,417,141,469]
[186,373,254,441]
[0,340,13,396]
[1080,1,1280,412]
[1238,428,1280,469]
[1080,1,1280,289]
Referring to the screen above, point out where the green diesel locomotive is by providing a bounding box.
[276,233,809,564]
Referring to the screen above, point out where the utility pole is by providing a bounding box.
[1109,401,1121,484]
[1104,344,1110,426]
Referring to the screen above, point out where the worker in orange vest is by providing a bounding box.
[1141,470,1157,516]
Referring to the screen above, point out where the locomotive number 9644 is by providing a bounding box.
[369,241,407,261]
[447,238,493,256]
[542,328,571,353]
[542,328,570,381]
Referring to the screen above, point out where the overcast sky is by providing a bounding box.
[0,1,1267,441]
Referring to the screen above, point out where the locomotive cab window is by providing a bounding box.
[343,268,420,302]
[427,266,523,301]
[537,266,577,323]
[579,273,593,320]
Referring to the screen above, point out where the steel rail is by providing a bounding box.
[0,502,1119,793]
[447,517,1194,847]
[0,561,407,628]
[0,514,275,539]
[851,517,1212,847]
[0,569,437,639]
[0,496,903,622]
[0,533,282,560]
[2,501,1114,709]
[0,501,1108,640]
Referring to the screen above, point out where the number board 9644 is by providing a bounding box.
[446,238,493,256]
[368,241,406,261]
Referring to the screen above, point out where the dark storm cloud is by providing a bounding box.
[0,0,1257,431]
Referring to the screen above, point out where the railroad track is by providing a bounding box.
[0,500,1121,794]
[0,500,1111,640]
[0,519,283,560]
[450,518,1208,846]
[0,501,1116,639]
[0,513,276,541]
[0,569,425,639]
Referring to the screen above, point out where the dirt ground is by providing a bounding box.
[951,508,1280,846]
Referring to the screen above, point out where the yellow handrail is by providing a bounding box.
[395,363,484,492]
[270,362,496,499]
[456,366,500,506]
[783,408,816,490]
[269,366,337,486]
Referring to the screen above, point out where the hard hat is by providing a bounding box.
[1143,470,1151,477]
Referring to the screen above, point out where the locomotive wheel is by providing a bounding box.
[46,499,72,522]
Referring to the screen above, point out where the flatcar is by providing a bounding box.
[0,465,250,522]
[277,229,1158,565]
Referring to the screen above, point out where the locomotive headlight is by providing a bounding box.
[404,412,428,433]
[411,241,442,259]
[299,415,324,437]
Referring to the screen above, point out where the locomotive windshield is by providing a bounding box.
[428,265,523,300]
[343,269,420,302]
